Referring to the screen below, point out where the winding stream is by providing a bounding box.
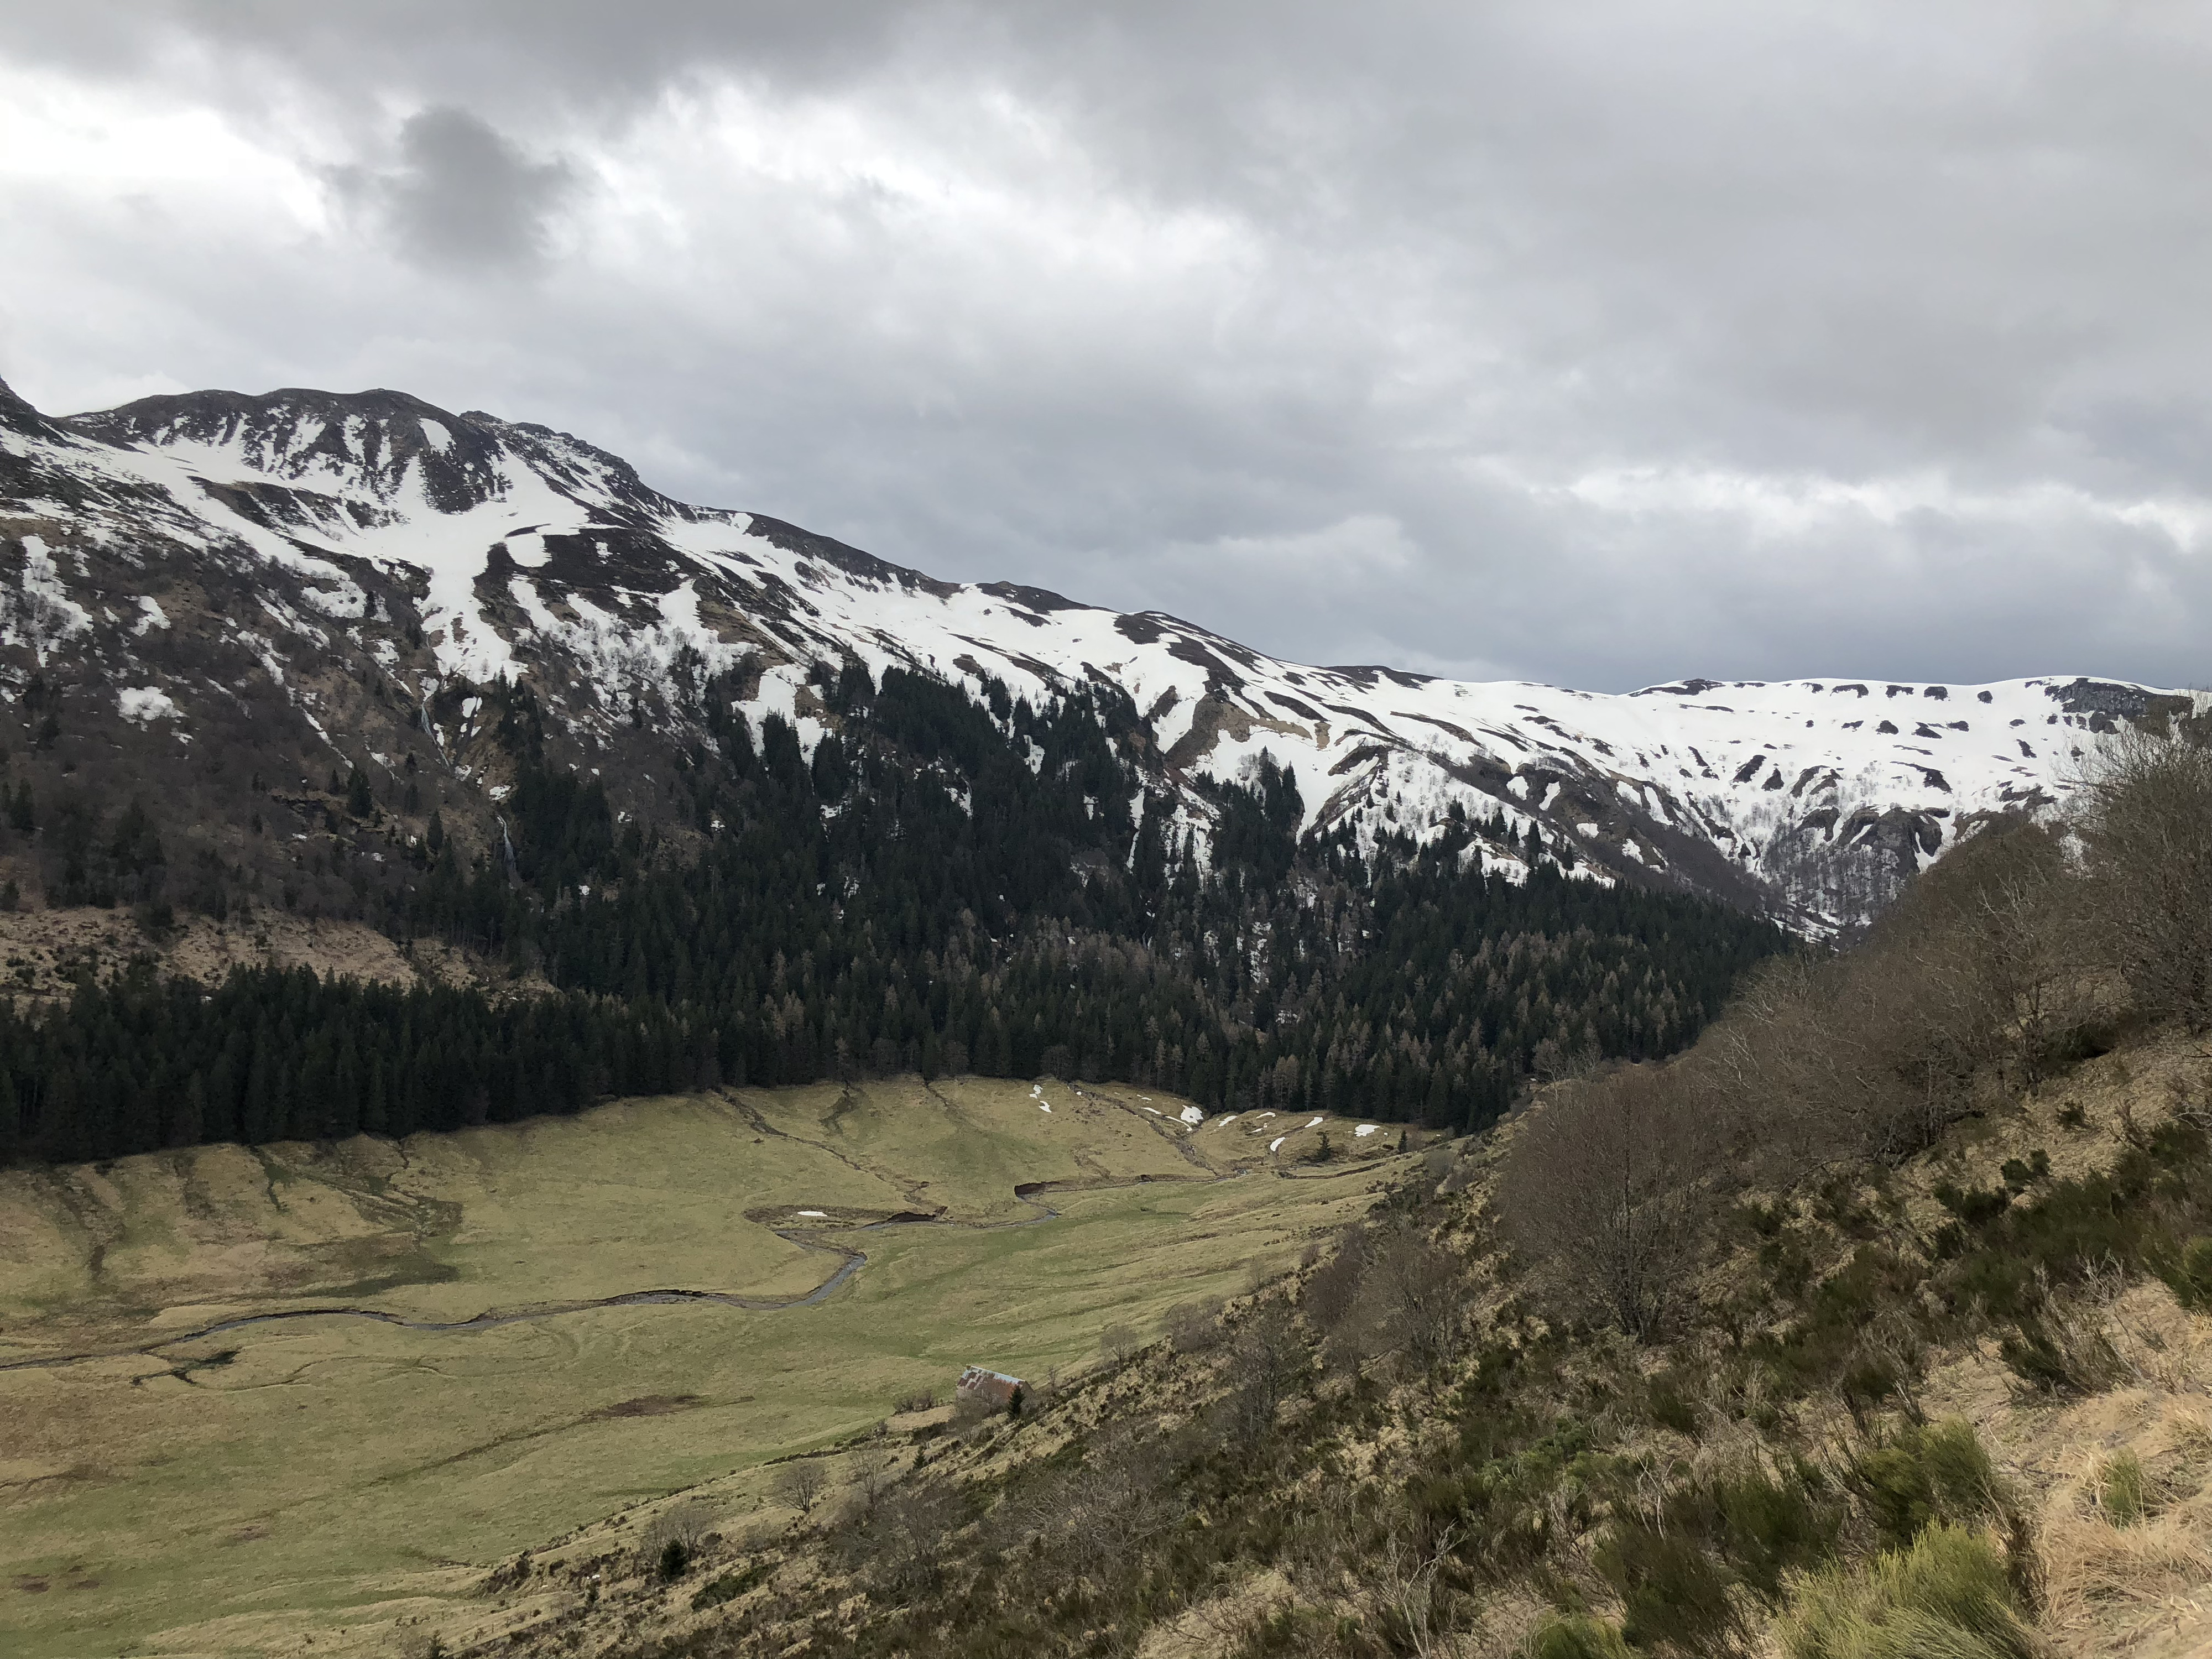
[1,1080,1280,1375]
[0,1194,1095,1374]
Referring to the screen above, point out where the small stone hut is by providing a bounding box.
[956,1365,1024,1411]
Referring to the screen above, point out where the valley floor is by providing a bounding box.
[0,1076,1406,1657]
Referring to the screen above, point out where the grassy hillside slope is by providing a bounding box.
[445,737,2212,1659]
[0,1078,1408,1657]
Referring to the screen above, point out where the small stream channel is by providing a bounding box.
[0,1197,1084,1374]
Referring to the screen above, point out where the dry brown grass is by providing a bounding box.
[0,901,536,1004]
[1897,1279,2212,1659]
[2034,1392,2212,1655]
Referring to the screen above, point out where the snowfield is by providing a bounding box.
[4,378,2199,935]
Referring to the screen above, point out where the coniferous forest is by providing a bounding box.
[0,662,1787,1164]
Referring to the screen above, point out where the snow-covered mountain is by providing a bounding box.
[2,378,2198,932]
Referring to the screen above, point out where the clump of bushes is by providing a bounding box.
[644,1498,717,1580]
[1497,731,2212,1347]
[1776,1522,2040,1659]
[1646,1369,1699,1436]
[1527,1612,1632,1658]
[2094,1451,2156,1527]
[691,1559,770,1609]
[2162,1235,2212,1312]
[1588,1460,1841,1651]
[1595,1521,1739,1653]
[1851,1420,2006,1550]
[2073,730,2212,1030]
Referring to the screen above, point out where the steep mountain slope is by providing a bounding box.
[1,377,2199,933]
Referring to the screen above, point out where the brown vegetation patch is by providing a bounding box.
[0,904,537,1005]
[592,1395,704,1420]
[740,1204,932,1228]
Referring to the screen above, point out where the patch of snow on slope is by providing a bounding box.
[117,686,179,724]
[7,536,94,662]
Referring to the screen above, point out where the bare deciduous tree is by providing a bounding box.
[2076,729,2212,1030]
[643,1497,718,1578]
[854,1479,966,1594]
[773,1459,827,1517]
[951,1390,998,1438]
[1698,819,2080,1173]
[997,1427,1182,1575]
[1165,1295,1227,1354]
[1372,1524,1463,1659]
[1368,1232,1471,1373]
[1218,1304,1310,1442]
[1301,1220,1373,1337]
[847,1445,896,1514]
[646,1498,717,1556]
[1500,1063,1715,1339]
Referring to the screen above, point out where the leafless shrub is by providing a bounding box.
[2074,729,2212,1029]
[850,1478,967,1594]
[1437,1159,1480,1196]
[846,1446,896,1515]
[1282,1477,1364,1594]
[2167,1072,2211,1135]
[1165,1295,1227,1354]
[645,1499,718,1560]
[1370,1524,1464,1659]
[1218,1305,1311,1442]
[1498,1063,1716,1339]
[773,1459,827,1517]
[995,1427,1182,1573]
[1697,818,2092,1174]
[891,1386,936,1415]
[1367,1232,1472,1373]
[1301,1220,1374,1337]
[1303,1222,1470,1374]
[1910,820,2088,1087]
[1528,1035,1601,1083]
[1100,1320,1140,1365]
[951,1391,996,1437]
[1713,956,1961,1168]
[1320,1297,1390,1375]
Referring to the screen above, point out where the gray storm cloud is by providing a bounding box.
[1,2,2205,690]
[356,107,577,272]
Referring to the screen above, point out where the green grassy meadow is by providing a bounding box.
[0,1077,1404,1657]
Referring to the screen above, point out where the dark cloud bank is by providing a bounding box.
[3,2,2206,690]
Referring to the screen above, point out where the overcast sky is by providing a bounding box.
[3,2,2207,691]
